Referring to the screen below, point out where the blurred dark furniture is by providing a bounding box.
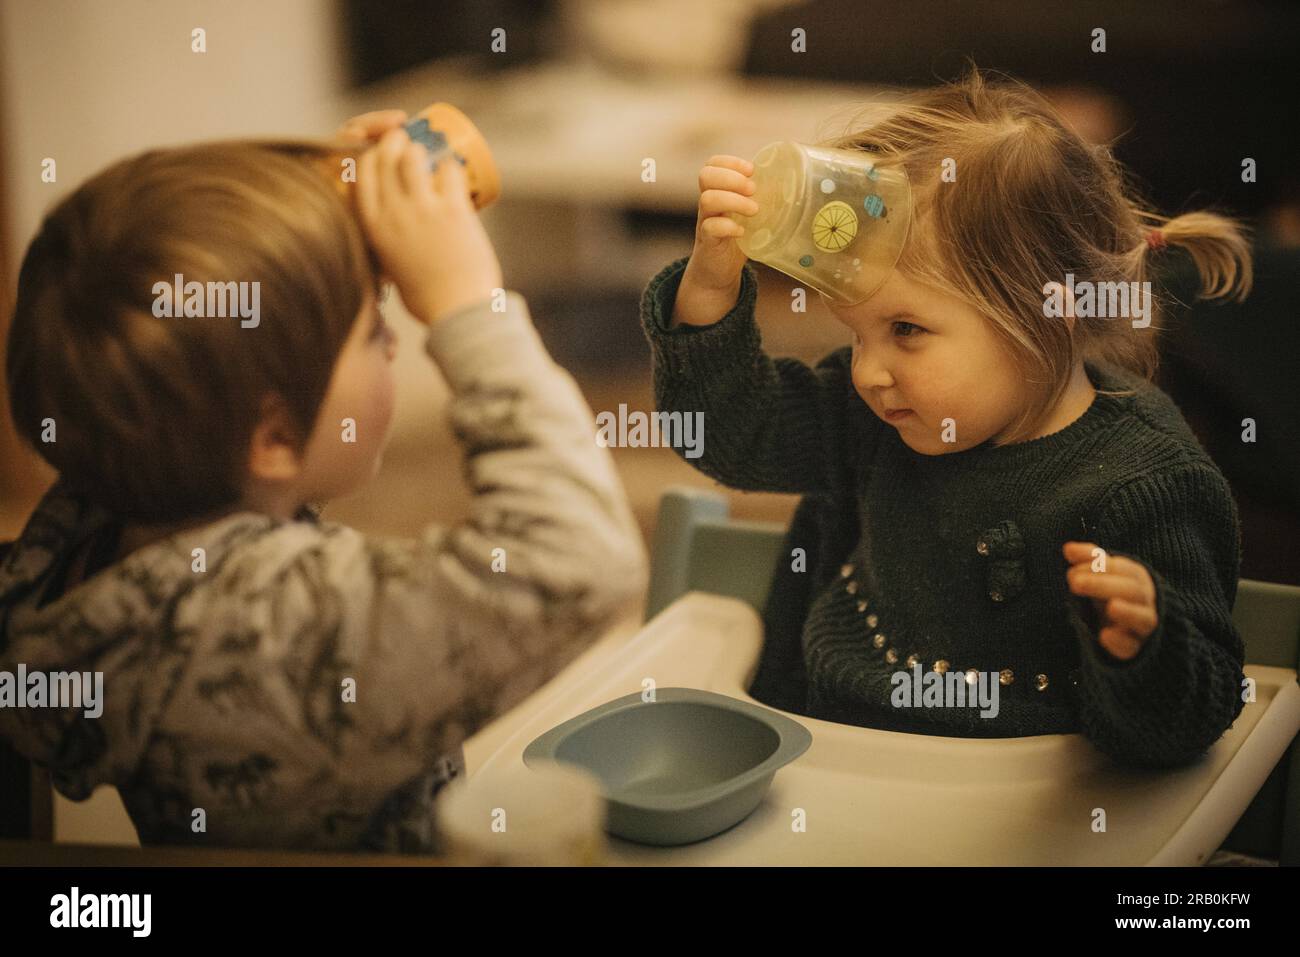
[1156,243,1300,587]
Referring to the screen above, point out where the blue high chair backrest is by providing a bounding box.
[645,485,1300,864]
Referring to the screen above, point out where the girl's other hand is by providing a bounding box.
[355,127,503,324]
[1062,541,1159,661]
[674,155,758,328]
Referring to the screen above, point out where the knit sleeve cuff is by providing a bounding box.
[639,255,763,381]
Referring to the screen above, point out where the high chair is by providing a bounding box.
[643,485,1300,865]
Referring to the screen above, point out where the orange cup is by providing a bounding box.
[325,102,500,210]
[404,102,500,210]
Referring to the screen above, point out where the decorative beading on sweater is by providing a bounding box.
[837,554,1076,698]
[977,520,1027,603]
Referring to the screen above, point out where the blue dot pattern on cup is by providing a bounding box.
[864,195,885,218]
[799,254,814,267]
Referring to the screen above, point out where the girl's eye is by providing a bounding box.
[892,321,924,339]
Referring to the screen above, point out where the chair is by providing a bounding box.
[646,485,1300,865]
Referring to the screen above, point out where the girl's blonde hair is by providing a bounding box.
[819,64,1253,443]
[7,137,379,522]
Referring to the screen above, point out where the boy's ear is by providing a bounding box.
[245,394,305,484]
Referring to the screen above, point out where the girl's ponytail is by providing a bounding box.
[1140,210,1254,303]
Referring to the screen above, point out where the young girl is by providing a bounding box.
[0,111,647,852]
[641,69,1253,769]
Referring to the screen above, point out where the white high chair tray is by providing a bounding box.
[467,593,1300,865]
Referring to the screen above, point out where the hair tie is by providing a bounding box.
[1145,228,1167,251]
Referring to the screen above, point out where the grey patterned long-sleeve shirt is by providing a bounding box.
[0,291,648,853]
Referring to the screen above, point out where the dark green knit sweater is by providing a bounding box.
[641,255,1247,768]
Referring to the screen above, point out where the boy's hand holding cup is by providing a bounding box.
[337,110,504,324]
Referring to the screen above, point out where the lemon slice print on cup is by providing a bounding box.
[812,200,858,252]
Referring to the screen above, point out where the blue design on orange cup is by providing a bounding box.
[404,118,447,153]
[404,117,468,171]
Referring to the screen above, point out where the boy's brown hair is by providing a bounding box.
[6,138,378,523]
[819,64,1253,443]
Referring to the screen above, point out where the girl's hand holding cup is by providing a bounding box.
[673,154,759,328]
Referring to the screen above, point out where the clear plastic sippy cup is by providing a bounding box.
[727,141,911,305]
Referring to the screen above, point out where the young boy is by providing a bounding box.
[0,111,647,853]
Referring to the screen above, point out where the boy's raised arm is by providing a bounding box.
[349,290,647,751]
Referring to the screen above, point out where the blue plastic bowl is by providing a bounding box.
[522,687,812,846]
